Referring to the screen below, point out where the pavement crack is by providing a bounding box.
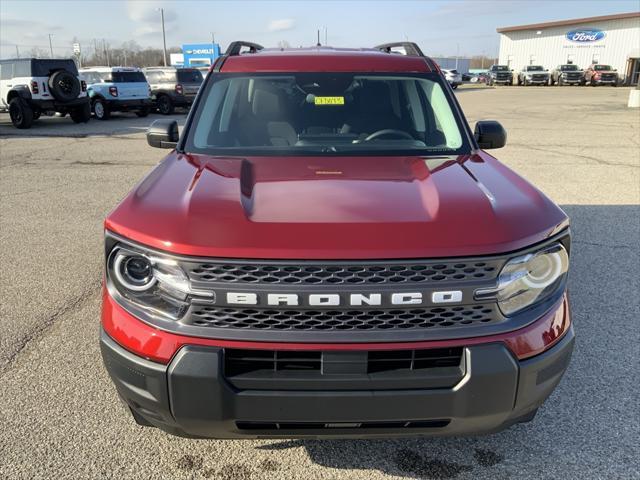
[0,281,102,375]
[573,240,635,250]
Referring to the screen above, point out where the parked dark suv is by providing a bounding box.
[144,67,204,114]
[101,41,574,439]
[487,65,513,85]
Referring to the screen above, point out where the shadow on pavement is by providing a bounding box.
[0,111,187,139]
[257,205,639,479]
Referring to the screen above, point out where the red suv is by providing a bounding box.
[101,42,574,438]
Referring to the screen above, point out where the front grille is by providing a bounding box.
[532,74,546,81]
[189,304,499,331]
[236,420,450,431]
[224,347,463,377]
[187,260,500,285]
[600,74,616,81]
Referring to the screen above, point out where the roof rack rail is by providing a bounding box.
[374,42,425,57]
[225,41,264,56]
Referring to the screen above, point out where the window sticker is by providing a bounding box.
[314,96,345,105]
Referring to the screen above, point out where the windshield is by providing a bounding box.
[185,73,468,156]
[561,65,579,71]
[527,66,544,71]
[177,69,203,83]
[492,66,509,71]
[594,65,612,71]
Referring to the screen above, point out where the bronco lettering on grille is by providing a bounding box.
[225,291,464,306]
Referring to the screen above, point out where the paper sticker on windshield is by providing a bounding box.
[314,96,345,105]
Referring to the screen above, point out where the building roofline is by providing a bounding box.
[496,11,640,33]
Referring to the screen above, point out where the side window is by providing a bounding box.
[0,63,13,80]
[13,61,31,78]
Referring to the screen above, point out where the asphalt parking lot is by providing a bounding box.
[1,86,638,480]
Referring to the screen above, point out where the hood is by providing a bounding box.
[106,152,568,259]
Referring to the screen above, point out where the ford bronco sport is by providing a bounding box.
[80,67,152,119]
[0,58,90,129]
[101,42,574,439]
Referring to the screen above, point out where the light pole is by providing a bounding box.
[158,8,167,66]
[455,43,459,70]
[48,34,54,58]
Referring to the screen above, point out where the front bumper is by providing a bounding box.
[100,304,574,439]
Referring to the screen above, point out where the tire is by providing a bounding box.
[451,84,458,90]
[92,99,111,120]
[48,70,81,102]
[590,78,596,87]
[70,103,91,123]
[8,97,34,129]
[156,95,174,115]
[135,107,150,117]
[517,76,522,86]
[558,77,563,86]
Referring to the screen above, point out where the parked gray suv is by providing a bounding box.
[143,67,204,115]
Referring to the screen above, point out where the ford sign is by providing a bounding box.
[566,29,606,43]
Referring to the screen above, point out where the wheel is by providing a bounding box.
[523,78,528,86]
[590,78,596,87]
[451,84,458,90]
[558,77,563,86]
[92,99,111,120]
[8,97,34,129]
[135,107,150,117]
[156,95,174,115]
[517,76,522,86]
[70,102,91,123]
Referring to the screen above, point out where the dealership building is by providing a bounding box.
[497,12,640,84]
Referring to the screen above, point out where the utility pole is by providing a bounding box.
[94,39,99,64]
[317,29,321,46]
[158,8,167,66]
[455,43,459,70]
[15,45,19,58]
[48,34,54,58]
[324,26,327,45]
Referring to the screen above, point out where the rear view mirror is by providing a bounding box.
[147,119,179,149]
[474,121,507,150]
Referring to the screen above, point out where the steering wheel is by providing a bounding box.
[363,129,414,142]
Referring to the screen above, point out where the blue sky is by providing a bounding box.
[1,0,638,58]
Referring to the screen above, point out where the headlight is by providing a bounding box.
[107,245,212,321]
[475,243,569,316]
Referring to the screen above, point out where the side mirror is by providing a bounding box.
[147,119,179,149]
[474,121,507,150]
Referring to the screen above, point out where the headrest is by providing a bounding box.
[358,82,393,113]
[252,88,280,119]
